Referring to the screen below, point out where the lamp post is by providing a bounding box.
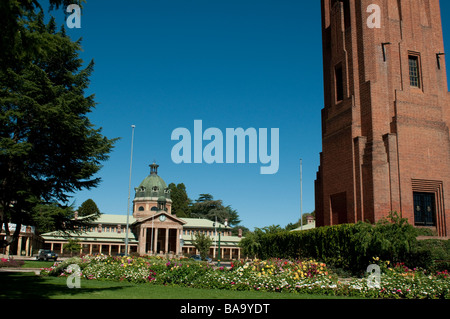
[216,219,228,267]
[217,225,221,267]
[150,214,154,255]
[125,125,135,256]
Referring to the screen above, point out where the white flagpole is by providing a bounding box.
[125,125,135,256]
[300,158,303,230]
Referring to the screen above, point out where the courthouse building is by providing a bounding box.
[41,163,243,259]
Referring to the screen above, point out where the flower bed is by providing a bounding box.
[0,257,24,268]
[39,255,450,299]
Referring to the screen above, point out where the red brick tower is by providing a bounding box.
[315,0,450,237]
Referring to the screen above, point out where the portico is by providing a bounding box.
[134,212,185,256]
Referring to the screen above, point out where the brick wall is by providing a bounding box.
[316,0,450,236]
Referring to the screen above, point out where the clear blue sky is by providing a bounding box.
[42,1,450,230]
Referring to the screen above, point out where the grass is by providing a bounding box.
[22,260,55,269]
[0,272,353,300]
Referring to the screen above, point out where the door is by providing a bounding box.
[413,192,436,226]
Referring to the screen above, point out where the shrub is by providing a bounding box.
[351,212,419,271]
[0,257,24,268]
[415,239,450,272]
[257,212,422,274]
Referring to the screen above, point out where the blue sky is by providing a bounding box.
[43,1,450,230]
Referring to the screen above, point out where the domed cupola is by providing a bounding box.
[133,162,172,217]
[135,163,171,200]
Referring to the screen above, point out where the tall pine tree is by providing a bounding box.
[0,1,116,248]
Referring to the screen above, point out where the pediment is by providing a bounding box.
[134,211,186,226]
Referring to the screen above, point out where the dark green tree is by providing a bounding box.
[190,194,241,227]
[238,225,283,259]
[63,238,81,257]
[0,1,116,249]
[168,183,191,218]
[32,202,75,234]
[238,231,261,259]
[191,231,213,261]
[77,199,101,218]
[196,194,214,203]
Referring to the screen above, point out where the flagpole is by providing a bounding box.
[125,125,135,256]
[300,158,303,230]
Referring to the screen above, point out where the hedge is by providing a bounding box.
[258,224,359,271]
[255,213,440,274]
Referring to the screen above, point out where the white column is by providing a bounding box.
[154,228,158,254]
[164,228,169,254]
[17,236,22,256]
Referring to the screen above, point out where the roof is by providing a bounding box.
[182,218,229,229]
[41,213,236,245]
[134,163,170,199]
[41,230,138,244]
[290,221,316,232]
[135,211,186,225]
[87,214,229,230]
[93,214,136,225]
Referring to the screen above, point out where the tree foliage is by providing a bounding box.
[249,212,423,274]
[168,183,191,218]
[189,194,241,227]
[77,199,101,218]
[239,225,283,258]
[63,238,81,256]
[191,231,213,261]
[0,0,116,248]
[167,184,245,231]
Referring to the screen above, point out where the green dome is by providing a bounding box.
[134,163,171,199]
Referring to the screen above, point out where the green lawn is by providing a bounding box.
[0,272,352,299]
[22,260,55,269]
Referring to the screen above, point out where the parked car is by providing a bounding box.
[37,249,58,261]
[190,254,212,263]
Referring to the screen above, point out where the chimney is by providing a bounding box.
[98,224,102,232]
[238,228,242,238]
[117,224,122,234]
[74,211,78,220]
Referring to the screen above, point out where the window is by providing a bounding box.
[408,55,421,88]
[138,206,144,211]
[335,64,344,102]
[413,192,436,227]
[331,0,350,29]
[342,0,351,29]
